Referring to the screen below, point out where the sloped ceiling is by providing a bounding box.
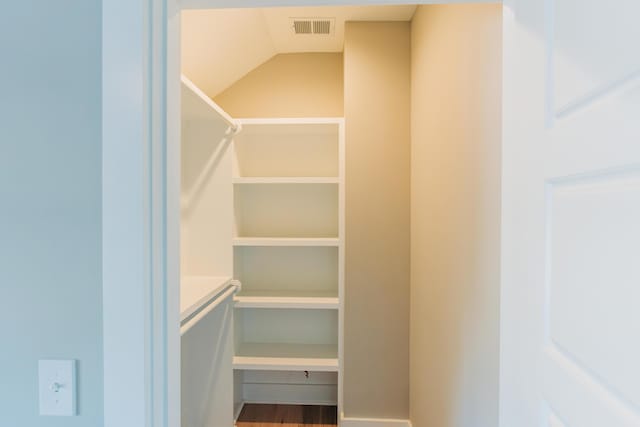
[181,5,417,97]
[181,9,277,99]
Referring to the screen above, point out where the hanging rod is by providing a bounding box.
[180,280,241,336]
[181,74,241,135]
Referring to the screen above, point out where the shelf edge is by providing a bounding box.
[233,238,340,247]
[234,296,339,310]
[233,356,339,372]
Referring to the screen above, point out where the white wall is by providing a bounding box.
[0,1,103,426]
[410,4,502,427]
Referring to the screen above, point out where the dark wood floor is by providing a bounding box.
[236,404,338,427]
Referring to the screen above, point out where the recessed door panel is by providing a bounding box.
[547,171,640,413]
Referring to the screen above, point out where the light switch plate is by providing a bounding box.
[38,360,77,416]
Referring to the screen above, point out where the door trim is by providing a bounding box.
[102,0,180,426]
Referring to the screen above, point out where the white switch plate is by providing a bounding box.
[38,360,77,416]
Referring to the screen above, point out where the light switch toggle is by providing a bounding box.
[39,360,77,416]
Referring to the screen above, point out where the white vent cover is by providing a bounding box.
[291,18,335,35]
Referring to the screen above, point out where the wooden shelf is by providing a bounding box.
[180,276,233,321]
[234,343,339,372]
[233,177,339,184]
[235,291,339,309]
[233,237,339,247]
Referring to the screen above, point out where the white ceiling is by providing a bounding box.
[181,5,417,97]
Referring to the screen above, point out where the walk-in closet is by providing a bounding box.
[178,4,502,427]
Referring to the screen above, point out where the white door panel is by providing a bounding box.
[547,172,640,414]
[543,347,640,427]
[501,0,640,426]
[548,410,567,427]
[552,0,640,115]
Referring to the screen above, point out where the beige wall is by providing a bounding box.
[343,22,411,419]
[215,53,343,117]
[410,4,502,427]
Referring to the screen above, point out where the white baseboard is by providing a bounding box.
[340,412,412,427]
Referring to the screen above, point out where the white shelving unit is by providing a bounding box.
[180,76,239,427]
[232,118,345,413]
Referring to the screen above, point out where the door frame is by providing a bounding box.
[102,1,497,426]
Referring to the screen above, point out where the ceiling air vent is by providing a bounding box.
[313,20,331,35]
[291,18,335,35]
[293,20,312,34]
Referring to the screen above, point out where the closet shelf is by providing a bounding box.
[181,75,239,133]
[233,177,339,184]
[233,237,340,247]
[180,276,233,322]
[234,291,339,309]
[237,117,344,128]
[233,343,339,372]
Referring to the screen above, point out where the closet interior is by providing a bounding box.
[177,4,424,426]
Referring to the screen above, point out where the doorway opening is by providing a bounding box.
[174,3,501,426]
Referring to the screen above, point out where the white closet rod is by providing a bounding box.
[180,280,241,336]
[181,75,241,134]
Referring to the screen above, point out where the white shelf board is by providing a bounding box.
[233,237,340,247]
[237,117,344,126]
[233,177,339,184]
[235,291,339,309]
[180,276,233,321]
[181,75,238,130]
[234,343,339,372]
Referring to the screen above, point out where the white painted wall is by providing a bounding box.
[0,1,103,426]
[410,4,502,427]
